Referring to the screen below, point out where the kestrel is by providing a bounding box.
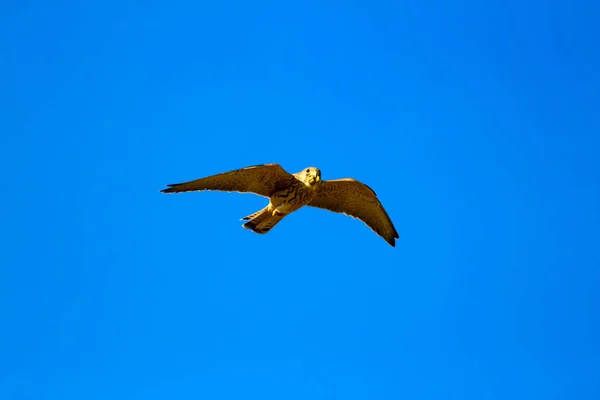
[160,164,399,246]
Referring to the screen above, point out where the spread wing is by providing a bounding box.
[160,164,297,198]
[308,178,399,247]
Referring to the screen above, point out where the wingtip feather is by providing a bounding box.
[160,184,182,193]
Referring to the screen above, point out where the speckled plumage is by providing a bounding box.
[160,163,399,246]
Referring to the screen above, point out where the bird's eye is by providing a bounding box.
[306,169,310,173]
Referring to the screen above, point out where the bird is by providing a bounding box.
[160,164,399,246]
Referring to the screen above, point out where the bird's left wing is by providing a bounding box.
[160,164,297,198]
[308,178,399,246]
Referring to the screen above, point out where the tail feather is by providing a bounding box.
[242,207,286,234]
[241,209,264,221]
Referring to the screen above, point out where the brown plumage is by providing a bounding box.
[307,178,399,246]
[160,163,399,246]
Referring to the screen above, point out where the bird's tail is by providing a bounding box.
[241,206,286,234]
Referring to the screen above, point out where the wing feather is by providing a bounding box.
[160,164,296,198]
[308,178,399,246]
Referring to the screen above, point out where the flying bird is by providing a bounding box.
[160,164,399,246]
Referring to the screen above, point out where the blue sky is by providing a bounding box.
[1,0,599,399]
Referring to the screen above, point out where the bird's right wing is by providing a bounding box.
[160,164,297,198]
[308,178,399,246]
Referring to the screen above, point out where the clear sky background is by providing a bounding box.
[1,1,599,399]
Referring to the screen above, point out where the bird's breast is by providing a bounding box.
[271,184,314,212]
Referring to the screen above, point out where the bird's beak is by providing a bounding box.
[316,175,321,182]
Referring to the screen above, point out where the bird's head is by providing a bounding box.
[299,167,322,188]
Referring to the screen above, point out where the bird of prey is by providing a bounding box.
[160,164,399,246]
